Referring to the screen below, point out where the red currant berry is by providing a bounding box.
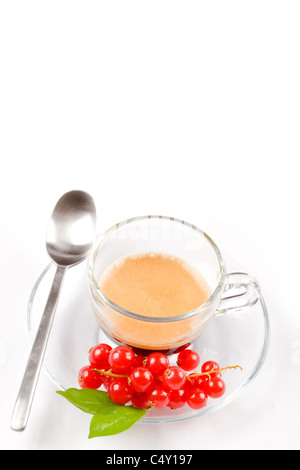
[129,367,154,393]
[101,374,113,390]
[108,345,135,374]
[89,343,112,370]
[131,391,152,409]
[107,377,133,404]
[185,374,209,393]
[78,365,103,389]
[145,352,170,377]
[147,385,170,408]
[133,355,145,368]
[206,377,226,399]
[162,366,186,390]
[185,374,196,392]
[186,388,208,410]
[167,388,187,409]
[177,349,200,371]
[201,360,221,377]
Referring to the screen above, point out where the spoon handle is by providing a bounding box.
[11,264,67,432]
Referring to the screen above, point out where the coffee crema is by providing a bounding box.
[99,252,210,317]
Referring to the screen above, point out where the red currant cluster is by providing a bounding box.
[78,343,233,410]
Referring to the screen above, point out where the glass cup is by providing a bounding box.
[88,215,261,353]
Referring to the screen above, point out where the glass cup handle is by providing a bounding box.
[215,272,261,316]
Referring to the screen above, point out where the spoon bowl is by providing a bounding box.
[11,190,96,432]
[46,190,96,266]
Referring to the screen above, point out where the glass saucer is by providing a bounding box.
[27,255,270,424]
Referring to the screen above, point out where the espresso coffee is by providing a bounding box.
[99,252,210,317]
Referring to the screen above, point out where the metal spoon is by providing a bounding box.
[11,190,96,432]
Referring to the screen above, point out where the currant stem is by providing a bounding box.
[187,365,243,380]
[92,368,129,379]
[92,364,243,381]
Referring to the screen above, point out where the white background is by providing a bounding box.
[1,1,299,450]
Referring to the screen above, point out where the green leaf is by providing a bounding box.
[57,388,147,437]
[89,406,146,438]
[56,388,114,414]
